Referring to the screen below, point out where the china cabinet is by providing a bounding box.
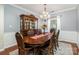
[20,14,38,35]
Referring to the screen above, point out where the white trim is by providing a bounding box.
[0,49,4,52]
[57,16,61,30]
[10,5,77,18]
[59,31,78,43]
[0,43,17,52]
[5,43,17,49]
[9,4,39,18]
[77,32,79,47]
[4,32,17,49]
[0,5,4,52]
[51,7,77,14]
[48,16,61,31]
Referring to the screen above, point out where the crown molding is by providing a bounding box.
[51,7,77,14]
[9,4,77,18]
[9,4,39,18]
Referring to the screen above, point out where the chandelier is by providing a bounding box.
[40,4,50,20]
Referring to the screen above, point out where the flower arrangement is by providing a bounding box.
[41,24,47,29]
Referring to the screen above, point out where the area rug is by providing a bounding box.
[55,42,73,55]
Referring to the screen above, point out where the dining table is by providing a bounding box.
[23,32,53,45]
[23,32,53,55]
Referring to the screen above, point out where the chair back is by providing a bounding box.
[47,32,55,55]
[50,31,56,45]
[56,30,60,40]
[50,28,55,33]
[15,32,24,49]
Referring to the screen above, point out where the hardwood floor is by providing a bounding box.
[0,41,79,55]
[0,45,18,55]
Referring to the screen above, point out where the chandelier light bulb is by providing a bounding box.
[40,4,50,20]
[40,15,43,18]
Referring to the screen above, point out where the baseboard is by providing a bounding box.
[0,45,17,55]
[5,43,17,49]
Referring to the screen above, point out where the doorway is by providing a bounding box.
[48,16,61,32]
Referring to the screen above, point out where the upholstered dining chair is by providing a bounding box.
[15,32,32,55]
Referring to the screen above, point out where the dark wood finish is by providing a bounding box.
[49,30,60,51]
[23,33,51,55]
[24,33,52,45]
[48,32,56,54]
[33,32,55,55]
[50,28,56,33]
[20,14,38,35]
[56,30,60,47]
[54,30,60,49]
[15,32,32,55]
[23,32,54,55]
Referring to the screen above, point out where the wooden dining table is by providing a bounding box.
[23,32,53,45]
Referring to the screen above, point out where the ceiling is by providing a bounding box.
[16,4,78,15]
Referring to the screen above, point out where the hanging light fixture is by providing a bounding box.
[40,4,50,20]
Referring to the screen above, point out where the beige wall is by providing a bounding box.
[0,5,4,51]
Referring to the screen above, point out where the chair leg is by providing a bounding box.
[57,41,59,47]
[48,45,54,55]
[19,50,26,55]
[48,48,54,55]
[53,40,57,50]
[53,42,57,50]
[37,49,42,55]
[37,48,43,55]
[52,49,54,55]
[33,48,35,55]
[33,48,38,55]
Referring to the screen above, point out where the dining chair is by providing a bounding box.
[38,33,55,55]
[48,31,56,54]
[55,30,60,47]
[15,32,32,55]
[50,28,57,50]
[51,30,60,51]
[50,28,56,33]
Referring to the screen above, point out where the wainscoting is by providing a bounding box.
[59,31,78,44]
[77,32,79,47]
[4,31,79,48]
[4,32,17,49]
[0,5,4,52]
